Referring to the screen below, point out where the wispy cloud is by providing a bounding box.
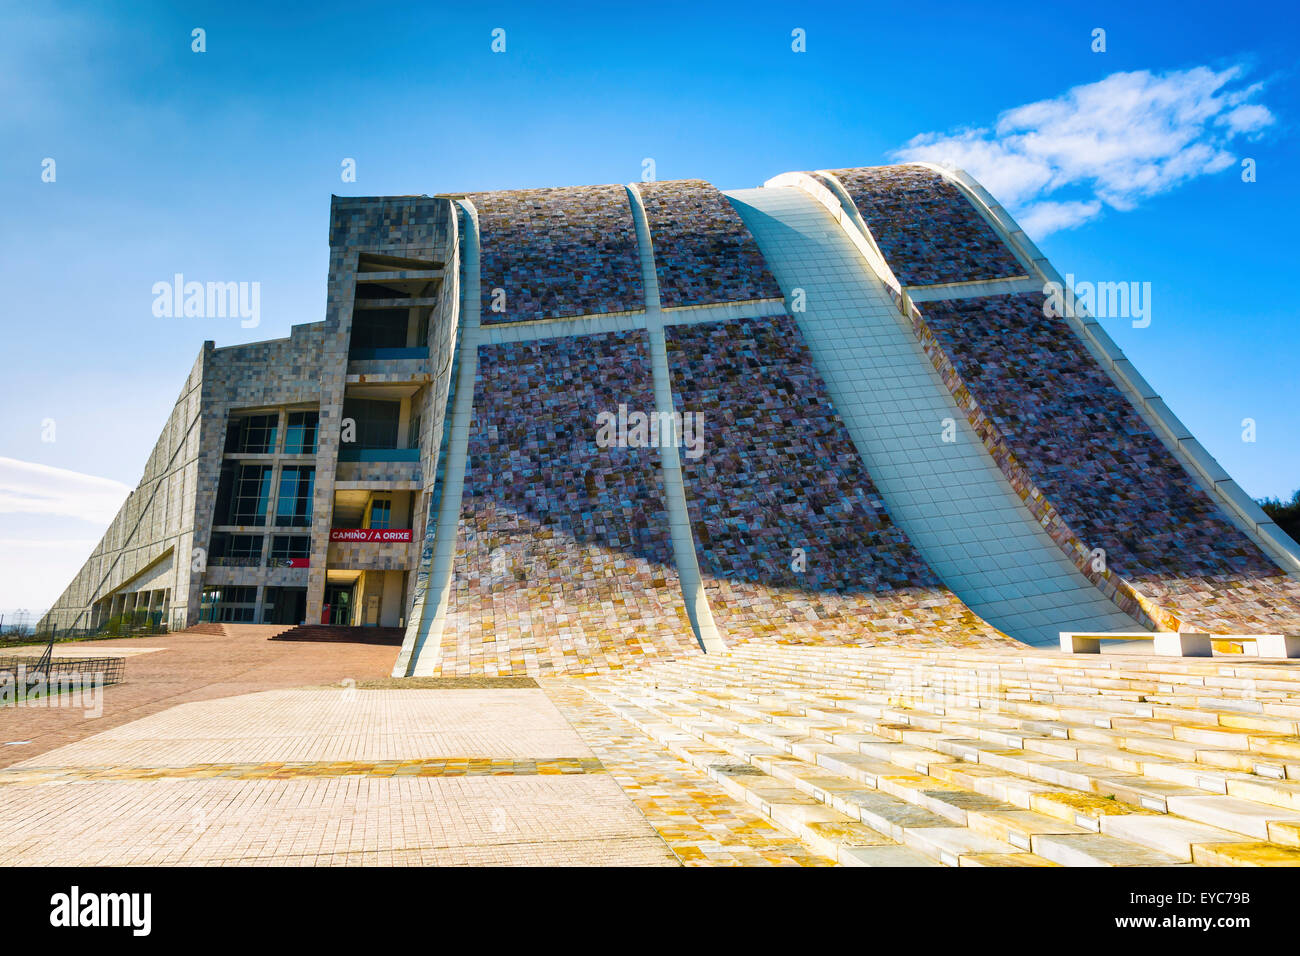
[0,457,131,525]
[892,65,1274,237]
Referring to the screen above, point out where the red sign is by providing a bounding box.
[330,528,413,543]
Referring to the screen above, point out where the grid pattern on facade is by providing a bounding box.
[229,464,272,526]
[284,411,319,455]
[436,330,699,675]
[637,179,782,308]
[822,165,1024,286]
[666,315,1009,647]
[275,467,314,528]
[470,185,644,324]
[227,414,279,454]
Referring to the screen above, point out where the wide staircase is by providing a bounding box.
[578,643,1300,866]
[181,622,228,636]
[270,624,405,645]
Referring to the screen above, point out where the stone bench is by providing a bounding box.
[1209,635,1299,659]
[1059,631,1210,657]
[1060,631,1299,658]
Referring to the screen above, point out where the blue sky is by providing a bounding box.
[1,0,1298,613]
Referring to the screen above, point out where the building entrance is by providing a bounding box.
[263,587,307,625]
[322,583,355,625]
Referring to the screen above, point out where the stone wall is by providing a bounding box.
[39,351,206,631]
[919,292,1300,634]
[637,179,781,307]
[470,185,643,323]
[436,330,699,675]
[666,315,1009,647]
[310,195,452,623]
[822,165,1025,286]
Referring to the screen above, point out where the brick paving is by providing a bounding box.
[0,775,675,866]
[8,687,597,768]
[0,624,398,769]
[0,631,828,866]
[0,679,680,866]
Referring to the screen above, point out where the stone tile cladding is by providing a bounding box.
[665,315,1010,648]
[920,292,1300,634]
[40,350,207,632]
[436,330,700,676]
[469,185,644,324]
[822,165,1025,286]
[312,196,452,625]
[636,179,783,308]
[41,318,335,632]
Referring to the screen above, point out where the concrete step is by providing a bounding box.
[592,680,1178,866]
[641,668,1300,825]
[595,646,1300,864]
[650,655,1300,787]
[596,699,933,866]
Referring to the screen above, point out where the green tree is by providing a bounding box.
[1259,489,1300,546]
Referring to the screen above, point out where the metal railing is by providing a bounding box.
[0,655,125,689]
[3,618,169,646]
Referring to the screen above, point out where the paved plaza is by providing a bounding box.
[6,626,1300,866]
[0,630,831,865]
[0,625,396,770]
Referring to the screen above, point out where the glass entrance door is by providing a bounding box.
[323,584,354,625]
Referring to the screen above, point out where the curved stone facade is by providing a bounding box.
[438,330,698,675]
[821,165,1026,286]
[920,291,1300,634]
[470,184,643,323]
[666,314,1007,647]
[41,164,1298,674]
[636,179,782,308]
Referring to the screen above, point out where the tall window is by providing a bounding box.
[227,414,279,454]
[229,465,272,525]
[406,411,422,450]
[366,498,392,529]
[275,466,315,527]
[341,398,400,449]
[284,411,319,455]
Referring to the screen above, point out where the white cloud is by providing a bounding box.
[0,459,129,611]
[1016,200,1104,238]
[0,539,99,618]
[892,65,1274,237]
[0,457,131,525]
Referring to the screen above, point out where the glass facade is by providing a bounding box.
[227,414,279,454]
[229,465,273,525]
[209,532,264,566]
[269,535,310,566]
[199,585,258,623]
[284,411,319,455]
[275,466,315,527]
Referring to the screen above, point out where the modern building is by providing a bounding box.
[40,165,1300,678]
